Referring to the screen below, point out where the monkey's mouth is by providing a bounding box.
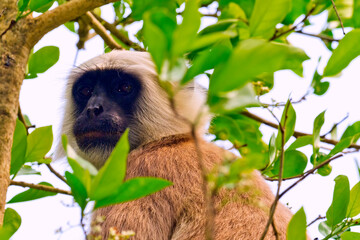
[74,130,123,151]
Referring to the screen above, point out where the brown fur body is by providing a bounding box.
[94,134,292,240]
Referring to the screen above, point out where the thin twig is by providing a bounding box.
[91,13,144,51]
[321,113,349,138]
[81,12,122,50]
[330,0,346,35]
[10,180,72,195]
[261,94,308,107]
[241,111,360,150]
[279,154,343,199]
[270,5,316,41]
[46,163,67,183]
[295,30,339,42]
[307,215,325,227]
[271,221,279,240]
[260,102,290,239]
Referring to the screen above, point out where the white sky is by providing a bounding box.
[6,4,360,240]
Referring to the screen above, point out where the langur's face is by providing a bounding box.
[71,69,142,152]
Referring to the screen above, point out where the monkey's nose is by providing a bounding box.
[87,105,103,119]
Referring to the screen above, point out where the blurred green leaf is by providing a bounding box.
[208,83,260,113]
[220,3,247,21]
[328,136,355,158]
[143,11,176,72]
[287,207,307,240]
[33,0,55,13]
[172,0,200,57]
[10,119,27,176]
[283,0,310,24]
[64,22,76,33]
[341,232,360,240]
[199,19,238,35]
[0,208,21,240]
[288,135,313,150]
[18,0,30,12]
[209,39,308,94]
[249,0,291,39]
[25,126,52,163]
[353,0,360,27]
[94,177,172,209]
[269,133,277,165]
[27,46,60,78]
[271,150,307,178]
[324,29,360,77]
[326,175,350,229]
[7,182,57,204]
[347,181,360,218]
[182,43,232,84]
[90,130,129,201]
[65,171,88,211]
[131,0,176,20]
[318,221,331,237]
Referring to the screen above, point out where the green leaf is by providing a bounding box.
[341,232,360,240]
[249,0,292,39]
[326,175,350,229]
[283,0,310,24]
[172,0,200,57]
[64,22,76,33]
[198,19,238,36]
[143,11,176,72]
[209,39,308,94]
[90,130,130,201]
[208,83,260,113]
[25,126,53,163]
[268,133,277,165]
[328,136,354,158]
[7,182,57,204]
[65,171,88,211]
[27,46,60,78]
[318,221,331,237]
[0,208,21,239]
[287,207,307,240]
[10,119,27,176]
[33,0,55,13]
[313,111,326,159]
[288,135,313,150]
[182,43,232,84]
[29,0,53,12]
[341,121,360,141]
[311,70,329,96]
[68,157,92,193]
[131,0,176,20]
[94,177,172,209]
[323,29,360,77]
[188,31,237,52]
[347,181,360,218]
[18,0,30,12]
[276,100,296,148]
[271,150,307,178]
[16,165,41,176]
[353,0,360,28]
[220,3,247,21]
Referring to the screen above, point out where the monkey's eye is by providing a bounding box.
[116,82,133,95]
[78,86,93,98]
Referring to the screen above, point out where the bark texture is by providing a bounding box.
[0,0,116,224]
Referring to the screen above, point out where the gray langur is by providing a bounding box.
[58,50,294,240]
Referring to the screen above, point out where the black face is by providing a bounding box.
[72,69,141,151]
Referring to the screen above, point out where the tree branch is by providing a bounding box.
[295,30,339,42]
[81,12,122,50]
[10,180,72,195]
[46,163,67,184]
[29,0,118,46]
[242,111,360,150]
[260,103,290,239]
